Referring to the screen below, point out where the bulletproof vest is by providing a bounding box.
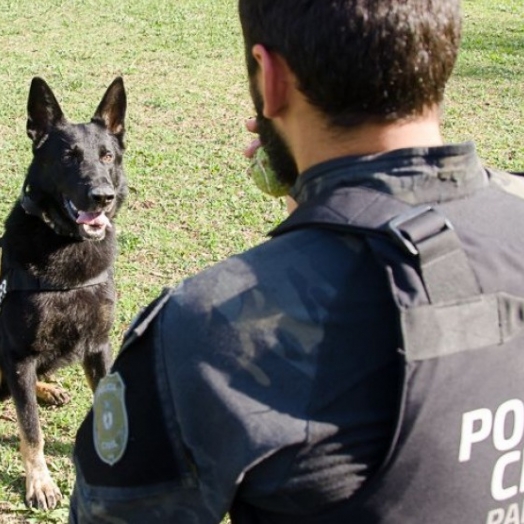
[249,184,524,524]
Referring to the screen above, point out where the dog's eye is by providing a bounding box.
[64,147,82,163]
[101,152,114,163]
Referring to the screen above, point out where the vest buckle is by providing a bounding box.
[387,205,454,256]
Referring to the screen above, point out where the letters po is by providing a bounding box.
[459,399,524,502]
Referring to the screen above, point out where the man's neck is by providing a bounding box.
[284,106,444,175]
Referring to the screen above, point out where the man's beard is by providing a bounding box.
[250,80,299,188]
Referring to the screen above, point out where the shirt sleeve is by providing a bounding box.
[69,292,224,523]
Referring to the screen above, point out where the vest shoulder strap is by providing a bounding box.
[271,186,480,303]
[271,186,518,361]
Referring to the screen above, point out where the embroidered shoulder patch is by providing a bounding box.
[93,372,129,466]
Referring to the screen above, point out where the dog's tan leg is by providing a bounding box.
[82,364,97,393]
[35,381,70,406]
[83,344,112,393]
[19,426,62,510]
[8,361,62,509]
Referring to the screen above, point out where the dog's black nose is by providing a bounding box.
[89,187,115,206]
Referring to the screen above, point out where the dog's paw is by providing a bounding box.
[25,472,62,510]
[36,382,71,406]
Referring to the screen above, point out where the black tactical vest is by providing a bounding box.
[235,182,524,524]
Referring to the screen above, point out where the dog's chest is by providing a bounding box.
[0,235,116,361]
[31,287,114,362]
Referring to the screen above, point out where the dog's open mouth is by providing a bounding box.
[64,198,112,240]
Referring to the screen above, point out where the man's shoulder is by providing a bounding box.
[122,224,366,356]
[175,224,365,311]
[488,168,524,201]
[121,237,290,349]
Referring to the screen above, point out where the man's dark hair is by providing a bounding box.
[238,0,462,128]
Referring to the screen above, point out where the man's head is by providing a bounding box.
[240,0,462,127]
[239,0,462,185]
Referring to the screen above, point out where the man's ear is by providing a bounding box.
[251,44,292,119]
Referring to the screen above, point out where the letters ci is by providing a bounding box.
[459,399,524,501]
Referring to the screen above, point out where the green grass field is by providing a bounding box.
[0,0,522,522]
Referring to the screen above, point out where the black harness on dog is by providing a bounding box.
[0,187,109,307]
[0,264,109,307]
[20,181,81,238]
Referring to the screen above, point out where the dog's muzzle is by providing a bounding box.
[63,197,113,241]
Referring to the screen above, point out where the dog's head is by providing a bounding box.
[24,77,127,241]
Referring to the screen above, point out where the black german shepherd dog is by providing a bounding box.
[0,77,127,509]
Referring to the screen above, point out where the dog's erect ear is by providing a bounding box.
[27,77,65,146]
[92,77,126,139]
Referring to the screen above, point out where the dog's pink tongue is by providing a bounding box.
[76,211,111,229]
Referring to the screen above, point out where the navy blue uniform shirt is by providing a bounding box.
[70,142,507,523]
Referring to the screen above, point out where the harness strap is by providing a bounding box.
[0,267,109,309]
[271,186,481,303]
[386,204,480,302]
[270,185,523,361]
[5,268,109,292]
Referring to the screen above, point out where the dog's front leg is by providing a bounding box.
[9,360,61,510]
[0,365,10,400]
[83,342,112,392]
